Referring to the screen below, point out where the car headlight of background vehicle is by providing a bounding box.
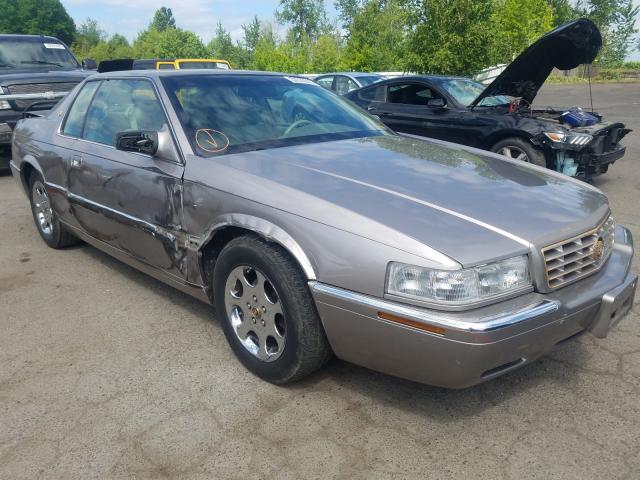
[543,131,592,146]
[386,255,531,306]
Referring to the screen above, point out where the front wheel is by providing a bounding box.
[213,235,332,384]
[29,173,79,248]
[491,137,547,168]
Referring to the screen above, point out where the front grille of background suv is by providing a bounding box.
[542,216,615,289]
[7,82,79,109]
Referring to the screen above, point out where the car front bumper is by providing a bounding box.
[310,226,636,388]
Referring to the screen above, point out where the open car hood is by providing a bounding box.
[471,18,602,107]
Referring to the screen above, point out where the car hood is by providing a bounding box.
[213,135,609,267]
[471,18,602,106]
[0,70,90,86]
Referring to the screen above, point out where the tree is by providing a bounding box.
[547,0,577,25]
[346,0,410,71]
[72,18,106,60]
[489,0,554,63]
[243,16,262,53]
[133,27,207,58]
[208,21,235,60]
[406,0,495,75]
[151,7,176,32]
[335,0,362,29]
[0,0,76,44]
[275,0,329,41]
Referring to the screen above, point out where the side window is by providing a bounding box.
[387,84,441,106]
[82,79,168,147]
[62,81,100,138]
[359,84,385,102]
[316,76,334,90]
[335,76,358,95]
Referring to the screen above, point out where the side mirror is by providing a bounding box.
[82,58,97,70]
[427,97,446,108]
[116,131,158,155]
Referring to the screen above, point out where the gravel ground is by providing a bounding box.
[1,83,639,479]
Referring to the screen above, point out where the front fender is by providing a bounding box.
[200,213,317,280]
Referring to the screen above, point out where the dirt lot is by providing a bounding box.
[1,83,639,479]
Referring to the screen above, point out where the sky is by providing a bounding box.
[62,0,639,59]
[62,0,338,43]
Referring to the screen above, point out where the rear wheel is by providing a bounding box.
[491,137,547,168]
[213,235,332,384]
[29,173,79,248]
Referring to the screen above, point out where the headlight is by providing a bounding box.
[387,255,531,306]
[543,131,592,146]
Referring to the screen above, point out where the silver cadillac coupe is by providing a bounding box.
[10,70,637,388]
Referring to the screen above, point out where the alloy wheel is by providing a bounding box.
[32,180,54,235]
[224,265,286,362]
[498,146,530,163]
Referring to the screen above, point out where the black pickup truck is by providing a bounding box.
[0,34,94,170]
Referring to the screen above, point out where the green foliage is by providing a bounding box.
[133,27,207,59]
[276,0,329,41]
[151,7,176,32]
[345,0,409,71]
[406,0,495,75]
[623,60,640,70]
[490,0,554,63]
[0,0,76,44]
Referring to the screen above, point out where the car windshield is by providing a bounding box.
[178,61,230,70]
[161,74,388,156]
[0,39,79,70]
[357,76,382,86]
[433,78,510,106]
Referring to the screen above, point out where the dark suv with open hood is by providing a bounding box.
[346,19,630,180]
[0,34,93,169]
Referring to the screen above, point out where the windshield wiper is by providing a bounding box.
[20,60,64,67]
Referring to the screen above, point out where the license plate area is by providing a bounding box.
[591,274,637,338]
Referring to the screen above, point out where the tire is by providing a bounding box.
[213,235,332,384]
[28,172,80,249]
[491,137,547,168]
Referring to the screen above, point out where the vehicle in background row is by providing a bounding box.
[314,72,383,95]
[10,70,636,388]
[346,19,630,180]
[0,34,94,170]
[97,58,232,74]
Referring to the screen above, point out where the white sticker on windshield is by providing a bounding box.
[43,43,65,49]
[285,76,317,85]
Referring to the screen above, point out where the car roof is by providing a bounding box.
[316,72,382,78]
[379,75,471,83]
[0,34,63,42]
[91,70,304,79]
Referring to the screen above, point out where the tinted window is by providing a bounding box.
[388,84,441,106]
[357,76,382,86]
[161,75,387,156]
[0,39,79,70]
[335,76,358,95]
[315,76,334,90]
[431,78,509,106]
[82,79,167,146]
[178,61,229,69]
[62,81,100,138]
[358,84,385,102]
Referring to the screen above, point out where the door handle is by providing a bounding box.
[70,155,83,168]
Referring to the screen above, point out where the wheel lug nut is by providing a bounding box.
[247,303,251,308]
[261,319,265,326]
[252,295,257,302]
[262,306,266,313]
[252,317,256,324]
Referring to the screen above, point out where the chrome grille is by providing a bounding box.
[542,216,615,289]
[7,82,79,108]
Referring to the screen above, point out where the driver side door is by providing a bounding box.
[62,78,187,279]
